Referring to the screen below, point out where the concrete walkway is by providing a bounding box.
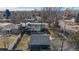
[50,39,75,51]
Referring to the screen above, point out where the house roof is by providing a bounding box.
[2,23,19,31]
[27,23,48,25]
[29,34,50,45]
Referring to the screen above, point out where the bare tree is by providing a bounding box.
[41,7,62,28]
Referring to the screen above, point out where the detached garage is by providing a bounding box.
[28,33,50,51]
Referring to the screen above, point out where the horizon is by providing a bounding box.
[0,7,41,11]
[0,7,79,11]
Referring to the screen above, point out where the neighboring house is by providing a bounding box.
[20,22,26,27]
[1,23,19,34]
[0,19,11,22]
[28,18,35,22]
[26,22,48,32]
[58,17,79,32]
[25,16,42,22]
[25,17,35,22]
[29,33,50,51]
[35,16,42,22]
[63,16,75,23]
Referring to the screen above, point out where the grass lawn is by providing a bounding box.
[7,35,17,47]
[16,34,29,51]
[47,27,55,38]
[0,39,4,48]
[47,26,63,40]
[0,35,17,48]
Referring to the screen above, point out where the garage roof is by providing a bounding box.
[29,34,50,45]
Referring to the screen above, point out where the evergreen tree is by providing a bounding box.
[3,9,11,19]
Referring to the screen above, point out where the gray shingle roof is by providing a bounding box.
[29,34,50,45]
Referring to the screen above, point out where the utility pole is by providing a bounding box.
[61,18,65,51]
